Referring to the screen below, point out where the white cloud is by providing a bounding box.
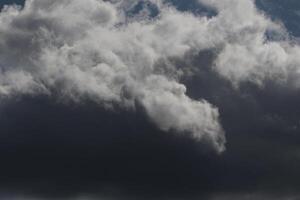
[0,0,226,151]
[198,0,300,86]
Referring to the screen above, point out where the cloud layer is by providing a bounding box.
[1,1,300,199]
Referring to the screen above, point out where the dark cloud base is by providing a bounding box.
[0,95,219,199]
[1,52,300,199]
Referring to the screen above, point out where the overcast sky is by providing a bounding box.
[0,0,300,199]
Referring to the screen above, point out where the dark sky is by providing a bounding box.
[1,0,300,200]
[0,0,24,8]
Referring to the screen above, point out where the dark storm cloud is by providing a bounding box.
[1,0,300,200]
[2,51,300,200]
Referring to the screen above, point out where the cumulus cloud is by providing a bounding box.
[3,0,300,199]
[0,0,226,151]
[198,0,300,86]
[1,0,300,152]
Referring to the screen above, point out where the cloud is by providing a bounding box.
[0,0,225,151]
[2,1,300,198]
[1,0,298,153]
[1,0,299,153]
[198,0,300,86]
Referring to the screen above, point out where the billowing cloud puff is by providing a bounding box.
[198,0,300,86]
[0,0,226,151]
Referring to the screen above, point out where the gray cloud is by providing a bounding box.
[0,0,226,151]
[2,1,300,200]
[1,0,300,153]
[2,3,300,199]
